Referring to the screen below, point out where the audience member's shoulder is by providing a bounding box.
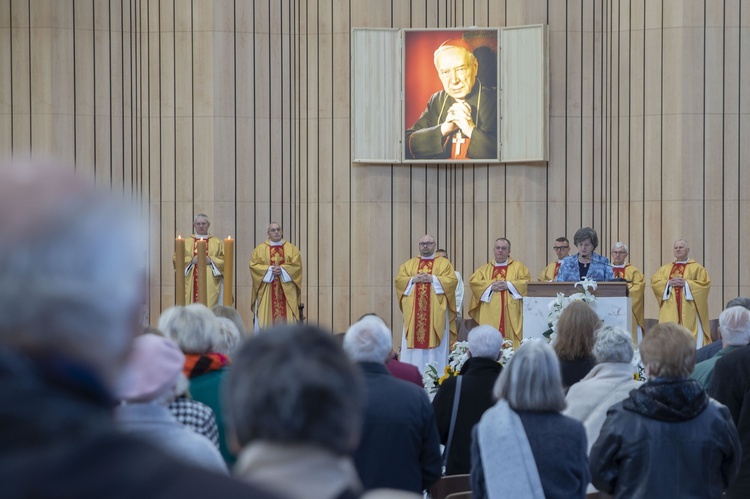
[716,344,750,366]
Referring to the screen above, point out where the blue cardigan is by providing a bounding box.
[556,254,614,282]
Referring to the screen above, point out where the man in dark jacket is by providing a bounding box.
[432,325,503,475]
[343,316,442,494]
[0,160,279,499]
[708,300,750,499]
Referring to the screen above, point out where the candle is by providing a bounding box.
[175,236,186,306]
[197,239,208,305]
[223,235,234,306]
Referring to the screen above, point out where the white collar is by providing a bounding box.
[675,259,689,264]
[420,254,436,260]
[494,259,509,266]
[269,240,285,247]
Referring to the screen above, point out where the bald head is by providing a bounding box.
[418,234,436,257]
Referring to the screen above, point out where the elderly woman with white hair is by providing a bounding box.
[471,341,589,499]
[432,325,504,475]
[158,303,234,463]
[563,326,642,493]
[564,326,642,450]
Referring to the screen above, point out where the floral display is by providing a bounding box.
[421,276,646,391]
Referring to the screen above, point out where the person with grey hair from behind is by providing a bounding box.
[692,306,750,389]
[709,299,750,498]
[563,326,642,493]
[432,325,503,475]
[0,159,279,499]
[343,316,442,494]
[471,341,589,499]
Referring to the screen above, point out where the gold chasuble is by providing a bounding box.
[173,236,224,307]
[468,259,531,348]
[249,240,302,329]
[651,259,711,345]
[612,263,645,343]
[537,260,561,282]
[395,256,458,349]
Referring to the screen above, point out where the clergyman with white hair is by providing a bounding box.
[691,306,750,389]
[432,325,504,475]
[563,325,642,493]
[343,316,442,494]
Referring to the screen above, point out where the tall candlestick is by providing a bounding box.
[223,235,234,306]
[197,239,208,305]
[175,236,186,306]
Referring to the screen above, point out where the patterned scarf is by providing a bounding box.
[182,353,230,379]
[623,378,708,422]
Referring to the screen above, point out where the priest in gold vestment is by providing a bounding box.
[395,234,458,374]
[468,238,530,348]
[249,223,303,332]
[174,214,225,307]
[610,242,645,344]
[537,236,570,281]
[651,239,711,348]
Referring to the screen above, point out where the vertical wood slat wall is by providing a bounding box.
[0,0,748,339]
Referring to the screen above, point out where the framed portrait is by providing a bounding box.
[351,25,547,165]
[403,29,500,163]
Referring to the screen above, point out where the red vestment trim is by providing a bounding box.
[269,246,288,323]
[191,237,211,303]
[492,265,508,336]
[613,267,626,279]
[553,261,561,279]
[669,263,687,324]
[413,259,435,349]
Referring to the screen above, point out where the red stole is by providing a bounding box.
[413,259,435,348]
[191,237,211,303]
[451,132,471,159]
[553,261,561,279]
[492,265,508,336]
[269,245,287,323]
[613,265,626,279]
[669,262,687,323]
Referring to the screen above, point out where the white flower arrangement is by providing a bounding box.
[543,277,598,342]
[423,337,543,393]
[631,348,647,381]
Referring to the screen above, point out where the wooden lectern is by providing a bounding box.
[523,282,631,340]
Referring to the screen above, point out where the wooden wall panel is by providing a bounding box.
[0,0,747,340]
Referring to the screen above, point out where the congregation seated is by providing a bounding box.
[113,334,227,473]
[563,326,641,493]
[471,341,590,498]
[590,323,741,497]
[158,304,235,463]
[553,301,599,390]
